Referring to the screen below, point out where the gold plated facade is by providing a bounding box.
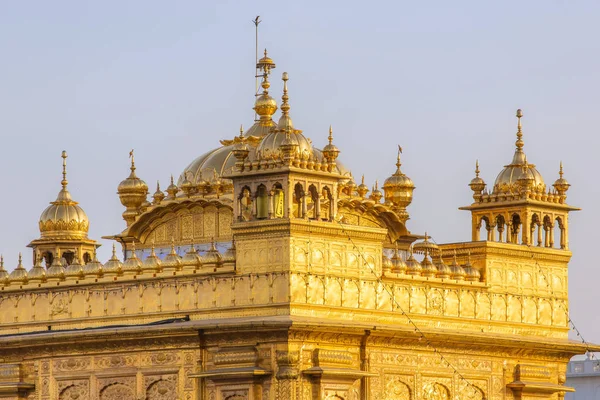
[0,47,592,400]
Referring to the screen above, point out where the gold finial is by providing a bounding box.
[396,145,403,172]
[375,180,379,190]
[170,175,174,185]
[129,149,136,172]
[559,161,564,179]
[156,181,160,191]
[328,125,334,145]
[112,243,117,258]
[475,160,480,177]
[0,255,3,269]
[281,72,290,115]
[515,109,524,151]
[18,252,22,266]
[61,150,68,189]
[239,125,244,138]
[361,175,365,185]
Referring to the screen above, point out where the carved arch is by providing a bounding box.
[338,199,408,242]
[146,378,177,400]
[99,383,135,400]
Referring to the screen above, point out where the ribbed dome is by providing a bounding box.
[492,109,546,195]
[39,152,89,240]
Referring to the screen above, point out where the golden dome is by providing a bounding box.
[222,242,236,267]
[203,240,223,266]
[152,181,165,205]
[142,244,162,272]
[434,253,452,279]
[420,252,437,278]
[463,252,481,282]
[391,245,407,274]
[181,244,202,269]
[383,146,415,211]
[553,162,570,196]
[123,243,142,274]
[469,160,486,193]
[28,253,46,282]
[0,256,9,284]
[103,244,123,276]
[39,151,90,240]
[370,181,383,203]
[405,250,422,276]
[492,110,546,194]
[47,256,66,281]
[9,253,28,283]
[382,255,392,273]
[162,240,183,271]
[449,251,466,281]
[118,151,148,208]
[83,253,103,277]
[65,255,84,279]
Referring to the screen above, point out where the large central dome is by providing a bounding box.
[178,55,350,188]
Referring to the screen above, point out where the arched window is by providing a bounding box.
[511,213,521,244]
[555,216,565,249]
[83,252,91,264]
[531,214,541,246]
[256,184,268,219]
[308,184,319,220]
[62,251,75,266]
[495,215,506,242]
[478,216,490,241]
[294,183,305,218]
[543,215,553,247]
[43,251,54,268]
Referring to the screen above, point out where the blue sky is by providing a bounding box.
[0,1,599,342]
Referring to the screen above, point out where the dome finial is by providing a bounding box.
[396,145,403,172]
[515,109,524,151]
[277,72,296,132]
[559,161,564,179]
[129,149,136,174]
[112,243,117,258]
[475,160,480,178]
[254,49,277,121]
[328,125,333,145]
[61,150,68,189]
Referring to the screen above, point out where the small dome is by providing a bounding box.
[118,153,148,209]
[383,147,415,210]
[103,244,123,276]
[162,241,183,271]
[492,110,546,195]
[28,254,47,282]
[449,252,466,281]
[0,256,9,284]
[553,162,570,196]
[382,255,393,273]
[65,256,84,279]
[203,240,223,266]
[142,244,162,273]
[122,245,142,275]
[181,244,202,270]
[405,251,422,276]
[420,253,437,278]
[83,254,103,277]
[47,257,65,281]
[391,246,407,274]
[152,181,165,205]
[222,242,236,266]
[370,181,383,203]
[39,152,89,240]
[463,254,481,282]
[434,254,452,279]
[9,254,28,283]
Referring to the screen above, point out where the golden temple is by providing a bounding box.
[0,44,591,400]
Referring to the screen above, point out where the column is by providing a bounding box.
[268,190,274,219]
[314,194,321,220]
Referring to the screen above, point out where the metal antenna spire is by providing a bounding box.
[253,16,262,121]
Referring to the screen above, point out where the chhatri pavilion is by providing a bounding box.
[0,47,590,400]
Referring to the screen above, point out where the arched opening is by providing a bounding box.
[530,214,542,246]
[511,213,521,244]
[478,216,490,241]
[543,215,553,247]
[43,251,54,268]
[238,186,252,221]
[555,216,565,249]
[83,252,91,264]
[495,215,506,243]
[62,251,75,266]
[272,183,285,218]
[308,184,319,220]
[294,183,305,218]
[256,184,268,219]
[322,186,333,221]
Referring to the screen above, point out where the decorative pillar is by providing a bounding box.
[489,224,496,242]
[549,222,554,248]
[314,193,321,220]
[302,194,308,219]
[276,351,299,400]
[268,190,274,219]
[537,223,543,246]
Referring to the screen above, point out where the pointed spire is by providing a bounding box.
[129,149,137,175]
[61,150,68,189]
[328,125,333,145]
[277,72,296,132]
[239,124,244,138]
[112,243,118,259]
[395,145,403,174]
[475,160,480,177]
[515,109,524,151]
[0,255,4,269]
[559,161,564,179]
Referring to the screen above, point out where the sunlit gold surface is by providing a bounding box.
[0,49,589,400]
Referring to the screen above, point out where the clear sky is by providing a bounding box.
[0,1,599,343]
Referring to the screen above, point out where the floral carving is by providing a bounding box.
[146,378,177,400]
[100,383,135,400]
[59,383,89,400]
[422,383,449,400]
[384,376,411,400]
